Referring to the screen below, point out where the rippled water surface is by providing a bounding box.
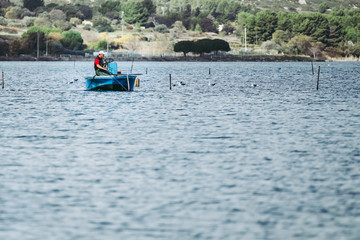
[0,61,359,240]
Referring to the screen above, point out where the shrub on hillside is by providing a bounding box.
[34,17,52,28]
[261,40,282,53]
[70,17,81,26]
[83,24,91,31]
[53,20,72,31]
[0,16,7,26]
[22,16,35,27]
[5,6,22,19]
[49,9,66,22]
[154,24,169,33]
[93,17,113,32]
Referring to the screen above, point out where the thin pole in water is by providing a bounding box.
[146,68,148,74]
[126,74,130,91]
[169,74,172,90]
[312,61,314,75]
[2,71,4,89]
[130,58,134,73]
[209,68,211,75]
[317,66,320,90]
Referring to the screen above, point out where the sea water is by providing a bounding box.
[0,61,359,239]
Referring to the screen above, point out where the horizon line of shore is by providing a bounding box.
[0,54,327,62]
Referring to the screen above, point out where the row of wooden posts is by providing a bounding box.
[1,64,320,91]
[312,62,321,91]
[170,64,321,90]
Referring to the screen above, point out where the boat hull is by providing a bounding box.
[85,75,137,91]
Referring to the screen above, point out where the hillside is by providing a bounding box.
[1,0,359,60]
[241,0,359,13]
[42,0,360,13]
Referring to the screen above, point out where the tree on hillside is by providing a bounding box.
[61,30,84,51]
[292,13,330,45]
[23,0,44,11]
[174,40,194,57]
[173,39,231,56]
[19,27,62,55]
[199,18,217,33]
[48,32,64,54]
[255,10,278,42]
[9,39,21,56]
[181,4,191,29]
[122,0,155,26]
[236,12,257,43]
[0,38,9,56]
[77,5,92,20]
[318,2,329,14]
[213,0,243,23]
[277,12,293,32]
[350,42,360,58]
[56,4,84,21]
[287,35,314,56]
[20,28,45,54]
[327,15,344,47]
[193,39,213,55]
[309,42,324,59]
[345,27,360,43]
[212,39,230,54]
[98,0,121,15]
[272,30,290,45]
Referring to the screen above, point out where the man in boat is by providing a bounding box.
[94,51,111,76]
[94,51,121,76]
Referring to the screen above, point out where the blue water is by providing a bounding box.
[0,61,359,240]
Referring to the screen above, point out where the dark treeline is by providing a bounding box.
[174,39,230,57]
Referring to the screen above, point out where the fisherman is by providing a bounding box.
[94,51,110,76]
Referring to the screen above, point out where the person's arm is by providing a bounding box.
[96,63,107,71]
[95,58,107,71]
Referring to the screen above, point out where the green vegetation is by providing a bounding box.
[0,0,359,60]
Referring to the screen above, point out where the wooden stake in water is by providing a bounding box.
[146,68,148,74]
[312,62,314,75]
[317,66,320,90]
[209,68,211,75]
[2,71,4,89]
[169,74,172,90]
[126,74,130,91]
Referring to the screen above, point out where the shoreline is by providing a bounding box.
[0,55,323,62]
[1,55,358,62]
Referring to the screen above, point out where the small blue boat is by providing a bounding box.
[85,75,137,91]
